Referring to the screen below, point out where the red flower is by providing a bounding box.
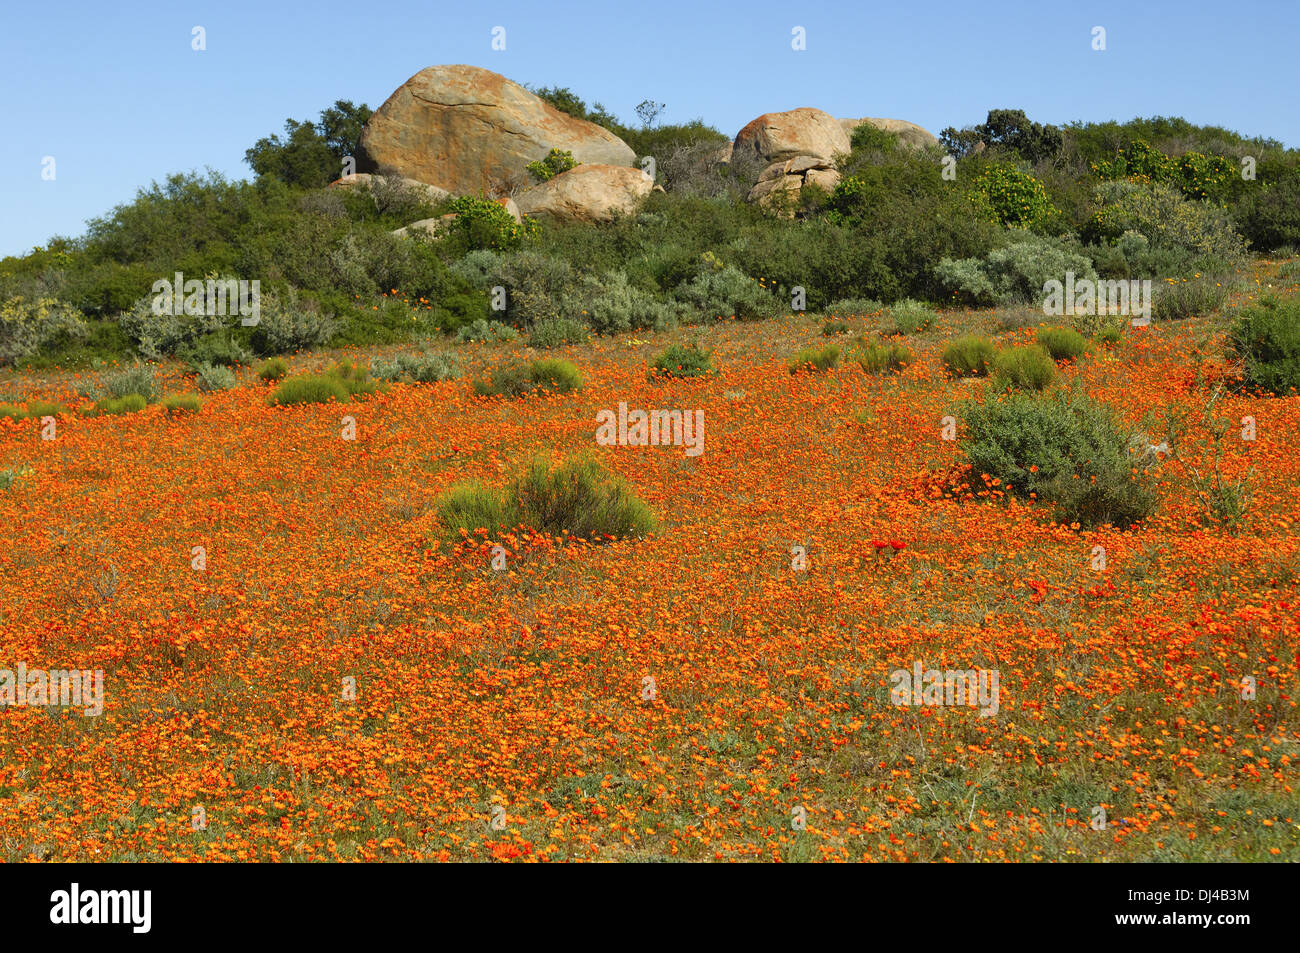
[889,540,905,551]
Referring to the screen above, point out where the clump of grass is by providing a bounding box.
[788,343,841,374]
[257,358,289,382]
[991,345,1057,391]
[473,358,583,397]
[529,318,589,349]
[942,336,996,378]
[270,375,350,406]
[90,394,148,416]
[162,393,201,415]
[855,341,912,374]
[106,363,157,403]
[1154,276,1230,321]
[1094,324,1124,347]
[1037,326,1089,361]
[821,319,850,336]
[193,362,238,392]
[650,343,715,379]
[437,457,656,542]
[0,400,64,421]
[0,465,33,490]
[372,350,460,383]
[883,299,936,335]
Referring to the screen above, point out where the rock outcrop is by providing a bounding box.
[514,165,654,224]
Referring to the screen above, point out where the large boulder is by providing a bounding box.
[359,65,635,196]
[839,118,940,150]
[747,155,840,211]
[733,108,850,165]
[514,164,654,224]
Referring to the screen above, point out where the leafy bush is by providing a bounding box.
[969,164,1057,230]
[958,388,1156,528]
[788,343,841,374]
[193,362,238,392]
[1234,171,1300,252]
[270,374,350,406]
[257,357,289,381]
[936,235,1099,307]
[180,332,253,370]
[454,318,521,344]
[570,270,679,334]
[650,342,715,379]
[372,350,460,383]
[855,341,912,374]
[942,336,996,377]
[106,363,158,402]
[250,287,341,355]
[438,457,656,542]
[443,196,539,252]
[91,394,148,416]
[118,287,230,361]
[1091,139,1234,201]
[990,345,1057,391]
[883,299,936,335]
[526,148,579,182]
[824,297,884,318]
[530,318,589,348]
[1153,277,1230,321]
[676,262,779,322]
[473,358,583,397]
[162,393,201,414]
[1228,296,1300,395]
[1084,181,1247,266]
[0,296,89,366]
[822,319,850,336]
[1037,327,1089,360]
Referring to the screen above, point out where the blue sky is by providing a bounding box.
[2,0,1297,257]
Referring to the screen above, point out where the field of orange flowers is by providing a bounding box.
[0,262,1295,863]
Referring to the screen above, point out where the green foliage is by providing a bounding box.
[245,100,372,188]
[250,287,341,355]
[529,318,589,348]
[180,332,253,370]
[969,165,1057,230]
[1037,326,1089,360]
[676,262,779,322]
[822,319,850,336]
[990,345,1057,391]
[270,374,349,406]
[824,298,884,318]
[105,363,157,402]
[473,358,583,397]
[1091,139,1234,201]
[855,341,912,374]
[1233,170,1300,252]
[91,393,148,416]
[0,400,64,421]
[959,388,1156,528]
[940,109,1063,164]
[788,343,841,374]
[454,318,521,344]
[883,299,936,335]
[650,342,715,379]
[444,196,539,252]
[848,123,900,153]
[192,362,238,392]
[1228,296,1300,395]
[371,350,460,383]
[942,336,997,377]
[257,358,289,381]
[0,465,33,491]
[162,393,201,414]
[1153,277,1230,321]
[571,270,681,333]
[0,296,89,366]
[437,457,657,542]
[526,149,579,182]
[1084,181,1247,266]
[936,234,1099,306]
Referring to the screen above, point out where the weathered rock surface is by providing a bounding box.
[733,108,850,165]
[359,64,635,196]
[838,117,940,150]
[514,164,654,224]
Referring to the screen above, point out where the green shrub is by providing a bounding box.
[1153,277,1231,321]
[824,298,884,318]
[162,393,201,414]
[570,270,679,334]
[257,357,289,381]
[942,336,996,377]
[1234,171,1300,253]
[193,362,238,392]
[936,235,1099,307]
[0,296,89,366]
[473,358,583,397]
[788,343,841,374]
[444,196,539,252]
[676,262,779,322]
[438,457,656,542]
[454,318,521,344]
[855,341,912,374]
[959,388,1156,528]
[822,319,850,336]
[91,393,148,416]
[118,288,229,361]
[1229,296,1300,395]
[180,332,252,369]
[990,345,1057,391]
[249,287,341,355]
[526,148,579,182]
[1084,181,1247,267]
[969,164,1057,231]
[270,374,351,406]
[883,299,936,335]
[0,465,33,490]
[1094,323,1124,347]
[650,343,715,379]
[1037,327,1089,361]
[530,318,590,349]
[372,350,460,383]
[106,363,158,402]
